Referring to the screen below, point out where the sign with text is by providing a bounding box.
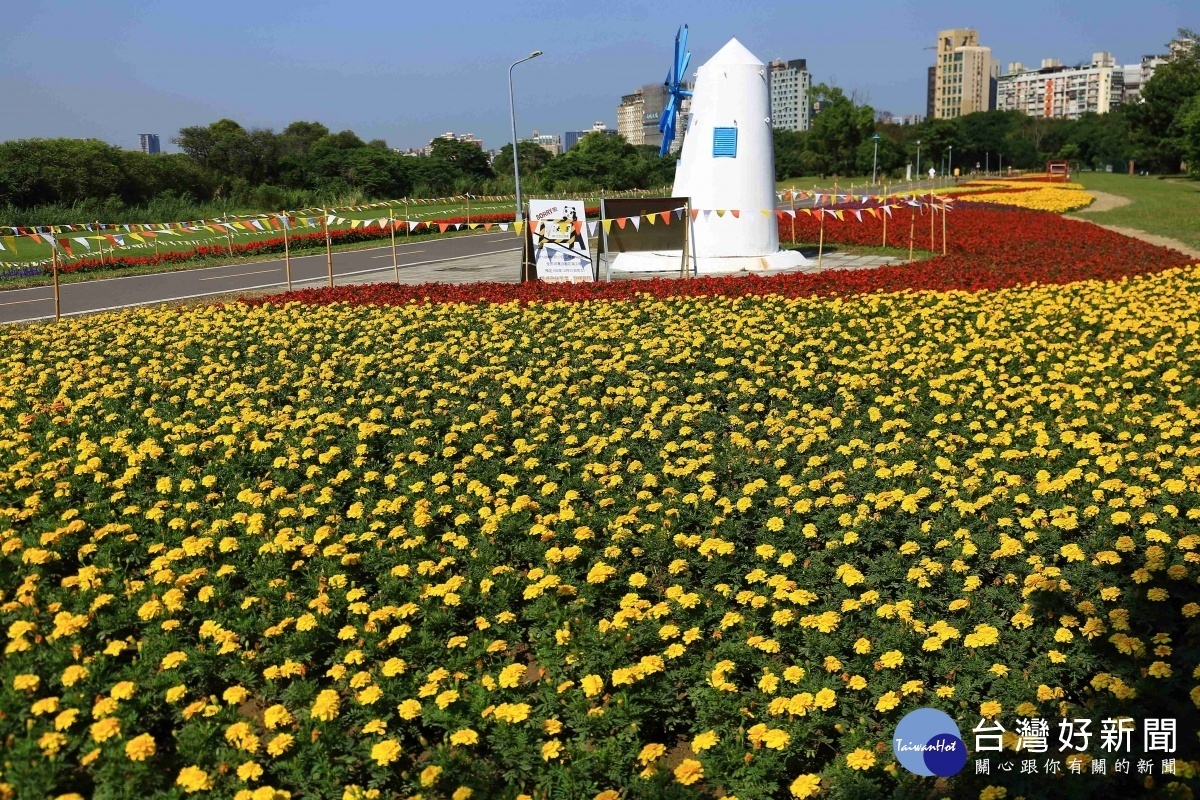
[528,199,592,283]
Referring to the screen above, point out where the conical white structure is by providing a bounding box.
[612,38,807,274]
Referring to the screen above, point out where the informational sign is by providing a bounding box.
[528,199,593,283]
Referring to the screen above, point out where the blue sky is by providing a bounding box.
[2,0,1192,153]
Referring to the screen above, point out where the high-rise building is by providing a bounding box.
[138,134,160,154]
[931,29,995,119]
[996,52,1121,120]
[926,66,936,120]
[617,89,645,146]
[1122,40,1193,102]
[768,58,812,131]
[520,130,562,156]
[617,84,689,153]
[564,122,617,152]
[422,132,484,156]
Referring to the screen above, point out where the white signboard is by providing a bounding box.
[528,199,593,283]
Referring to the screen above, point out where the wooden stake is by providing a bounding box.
[680,200,691,279]
[789,187,796,245]
[223,213,234,257]
[942,202,947,255]
[322,210,333,287]
[882,203,888,247]
[389,209,399,283]
[404,199,410,239]
[908,207,916,263]
[466,195,471,229]
[282,213,292,292]
[51,228,61,321]
[817,209,825,270]
[929,193,935,251]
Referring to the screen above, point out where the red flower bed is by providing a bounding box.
[241,205,1192,308]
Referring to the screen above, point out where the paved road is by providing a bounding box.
[0,231,524,324]
[0,178,954,325]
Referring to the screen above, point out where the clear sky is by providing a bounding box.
[2,0,1192,153]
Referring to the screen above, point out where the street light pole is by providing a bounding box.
[915,139,921,183]
[871,134,880,185]
[948,145,953,179]
[508,50,543,224]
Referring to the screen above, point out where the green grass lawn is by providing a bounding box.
[1075,172,1200,250]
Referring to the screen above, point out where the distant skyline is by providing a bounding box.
[2,0,1192,153]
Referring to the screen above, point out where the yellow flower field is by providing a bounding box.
[2,265,1199,799]
[938,178,1095,213]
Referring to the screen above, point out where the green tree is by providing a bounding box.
[540,134,648,190]
[1126,30,1200,172]
[1179,93,1200,174]
[807,84,875,175]
[773,129,806,181]
[493,141,554,179]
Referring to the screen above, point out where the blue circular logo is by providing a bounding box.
[893,708,967,776]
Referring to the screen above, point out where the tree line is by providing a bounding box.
[1,30,1195,226]
[775,30,1200,181]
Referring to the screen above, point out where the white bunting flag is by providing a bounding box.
[630,216,641,231]
[73,237,91,250]
[587,222,599,237]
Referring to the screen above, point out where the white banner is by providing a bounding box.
[528,199,593,283]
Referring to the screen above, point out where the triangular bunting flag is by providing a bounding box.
[644,213,655,225]
[602,219,614,234]
[73,237,91,250]
[630,216,641,231]
[730,210,741,219]
[715,209,726,218]
[587,222,599,237]
[499,223,510,231]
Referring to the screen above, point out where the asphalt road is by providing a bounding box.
[0,231,524,324]
[0,178,952,325]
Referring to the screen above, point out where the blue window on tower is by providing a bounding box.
[712,127,737,158]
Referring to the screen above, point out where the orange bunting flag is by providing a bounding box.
[660,211,671,224]
[730,210,741,218]
[57,238,73,257]
[616,217,627,230]
[438,222,450,233]
[690,209,700,221]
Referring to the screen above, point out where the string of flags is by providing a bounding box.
[1,195,952,269]
[0,186,672,241]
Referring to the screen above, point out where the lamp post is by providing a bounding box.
[985,151,989,175]
[948,145,954,179]
[508,50,542,223]
[871,134,881,184]
[915,139,921,184]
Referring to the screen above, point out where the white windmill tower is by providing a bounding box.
[613,28,808,274]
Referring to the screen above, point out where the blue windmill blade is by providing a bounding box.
[658,24,692,156]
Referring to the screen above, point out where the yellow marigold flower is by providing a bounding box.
[964,624,1000,648]
[594,792,620,800]
[238,761,264,782]
[125,733,156,761]
[638,743,667,765]
[581,674,604,697]
[91,716,121,743]
[692,730,719,752]
[61,665,89,687]
[161,651,188,670]
[673,758,704,786]
[875,692,900,712]
[311,689,340,721]
[846,749,876,770]
[449,729,479,746]
[980,700,1003,718]
[763,728,791,749]
[879,650,903,669]
[498,663,526,688]
[266,734,293,756]
[176,766,212,793]
[452,788,472,800]
[264,705,293,729]
[370,739,402,766]
[541,740,563,761]
[167,685,188,703]
[13,674,39,692]
[397,699,422,720]
[790,774,822,799]
[54,708,79,730]
[420,765,443,786]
